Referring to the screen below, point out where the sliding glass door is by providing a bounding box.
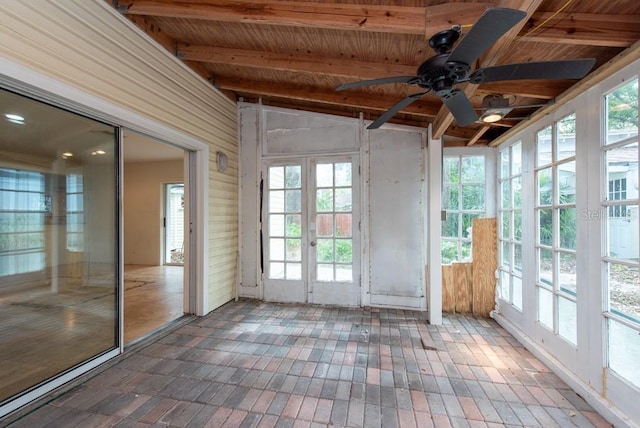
[0,88,119,405]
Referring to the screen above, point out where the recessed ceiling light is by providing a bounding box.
[91,150,106,156]
[5,113,25,124]
[61,152,73,158]
[5,113,24,121]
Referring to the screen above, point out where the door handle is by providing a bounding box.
[310,241,316,247]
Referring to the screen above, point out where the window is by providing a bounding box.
[0,168,47,277]
[608,178,627,218]
[602,78,639,389]
[498,142,523,309]
[442,155,486,263]
[535,114,578,345]
[66,173,84,251]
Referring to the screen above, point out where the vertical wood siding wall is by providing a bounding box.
[0,0,238,312]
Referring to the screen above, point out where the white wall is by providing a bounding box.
[368,129,426,309]
[124,160,183,265]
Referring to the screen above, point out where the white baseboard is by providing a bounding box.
[493,313,638,428]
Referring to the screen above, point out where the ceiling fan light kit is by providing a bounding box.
[479,94,512,123]
[480,110,505,123]
[336,7,596,130]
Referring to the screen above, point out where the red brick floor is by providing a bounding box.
[3,300,612,427]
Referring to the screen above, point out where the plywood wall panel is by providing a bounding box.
[441,265,455,312]
[472,218,498,317]
[454,263,473,314]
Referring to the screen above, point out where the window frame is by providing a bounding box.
[601,77,640,391]
[534,114,579,346]
[498,141,523,310]
[441,148,495,264]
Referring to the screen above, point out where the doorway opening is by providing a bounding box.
[164,183,184,266]
[122,130,188,343]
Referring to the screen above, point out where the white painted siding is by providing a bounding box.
[0,0,238,312]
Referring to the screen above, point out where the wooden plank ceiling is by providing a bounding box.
[109,0,640,146]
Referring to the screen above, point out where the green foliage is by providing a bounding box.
[461,184,485,210]
[441,155,486,263]
[559,208,577,250]
[607,79,639,131]
[316,189,333,211]
[317,239,333,262]
[443,185,459,210]
[316,239,352,264]
[442,212,459,238]
[538,209,553,246]
[441,240,459,264]
[443,157,459,183]
[286,219,301,237]
[461,156,485,182]
[335,240,352,263]
[513,210,523,241]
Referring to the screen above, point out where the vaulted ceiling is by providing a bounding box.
[108,0,640,146]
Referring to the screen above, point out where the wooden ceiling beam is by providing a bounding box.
[478,80,570,100]
[177,44,417,79]
[214,77,440,118]
[178,44,572,101]
[443,125,493,144]
[520,12,640,47]
[467,126,490,146]
[117,1,490,35]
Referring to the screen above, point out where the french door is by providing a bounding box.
[263,155,360,306]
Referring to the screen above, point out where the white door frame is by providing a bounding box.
[261,155,361,306]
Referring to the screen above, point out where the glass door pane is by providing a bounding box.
[315,162,353,282]
[262,162,306,303]
[267,165,302,280]
[0,88,118,403]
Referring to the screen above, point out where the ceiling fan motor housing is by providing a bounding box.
[416,53,471,95]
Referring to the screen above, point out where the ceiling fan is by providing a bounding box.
[336,7,595,129]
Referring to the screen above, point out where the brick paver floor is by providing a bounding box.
[3,300,612,427]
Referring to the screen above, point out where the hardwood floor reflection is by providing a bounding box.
[124,264,184,344]
[0,265,182,402]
